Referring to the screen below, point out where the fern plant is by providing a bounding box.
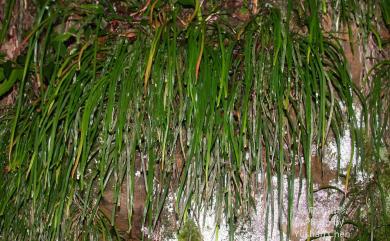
[0,0,389,240]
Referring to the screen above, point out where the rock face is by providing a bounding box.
[300,155,338,187]
[99,153,146,241]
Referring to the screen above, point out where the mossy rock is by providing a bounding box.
[178,219,203,241]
